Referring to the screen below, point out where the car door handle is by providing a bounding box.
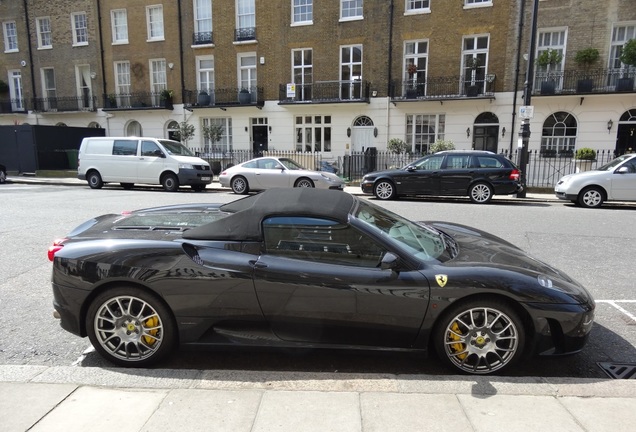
[249,260,268,269]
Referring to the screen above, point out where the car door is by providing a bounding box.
[610,159,636,201]
[253,158,292,189]
[137,140,166,184]
[396,154,444,196]
[252,216,430,348]
[106,139,139,182]
[438,154,473,195]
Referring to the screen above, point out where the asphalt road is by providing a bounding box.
[1,183,634,378]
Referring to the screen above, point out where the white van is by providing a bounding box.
[77,137,212,192]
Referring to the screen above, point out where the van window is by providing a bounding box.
[141,141,162,157]
[113,140,138,156]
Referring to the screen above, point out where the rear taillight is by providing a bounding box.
[509,169,520,181]
[48,238,67,262]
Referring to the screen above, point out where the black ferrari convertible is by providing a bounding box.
[49,188,594,375]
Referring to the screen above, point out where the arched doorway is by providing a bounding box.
[350,115,375,152]
[126,120,142,136]
[540,112,577,157]
[167,120,179,141]
[616,109,636,156]
[472,112,499,153]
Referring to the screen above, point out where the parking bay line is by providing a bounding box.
[595,300,636,324]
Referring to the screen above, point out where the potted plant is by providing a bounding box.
[197,90,211,106]
[405,62,418,99]
[238,88,251,104]
[465,57,481,97]
[106,94,117,108]
[574,147,596,172]
[536,48,563,95]
[574,47,599,93]
[160,89,173,109]
[617,38,636,92]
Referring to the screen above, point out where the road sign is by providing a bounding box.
[519,105,534,119]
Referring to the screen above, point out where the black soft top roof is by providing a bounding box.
[183,188,355,241]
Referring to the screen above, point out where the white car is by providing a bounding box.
[554,153,636,208]
[219,156,345,194]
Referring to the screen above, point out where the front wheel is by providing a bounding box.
[578,186,604,208]
[469,182,493,204]
[294,178,314,188]
[86,287,177,367]
[87,171,103,189]
[161,173,179,192]
[231,176,249,194]
[434,298,525,375]
[374,180,396,200]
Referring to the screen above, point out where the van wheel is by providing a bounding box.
[87,171,103,189]
[121,183,134,190]
[161,173,179,192]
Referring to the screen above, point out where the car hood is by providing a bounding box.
[558,169,609,183]
[171,155,210,165]
[363,168,406,178]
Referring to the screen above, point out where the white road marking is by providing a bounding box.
[72,345,96,366]
[595,300,636,323]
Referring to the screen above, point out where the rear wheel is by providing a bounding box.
[86,286,177,367]
[161,173,179,192]
[374,180,396,200]
[231,176,249,194]
[469,182,493,204]
[294,178,314,188]
[87,171,103,189]
[434,298,525,375]
[578,186,604,208]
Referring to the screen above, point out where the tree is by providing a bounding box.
[387,138,410,154]
[173,121,195,144]
[202,123,223,146]
[429,139,455,153]
[619,39,636,69]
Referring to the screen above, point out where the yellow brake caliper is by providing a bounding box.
[143,316,159,345]
[449,322,467,360]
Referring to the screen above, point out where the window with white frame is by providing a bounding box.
[610,23,636,70]
[41,68,57,110]
[462,35,489,93]
[341,0,363,20]
[201,117,232,152]
[8,70,24,110]
[115,61,131,106]
[406,114,445,154]
[146,5,164,41]
[404,40,427,96]
[340,45,363,99]
[194,0,213,43]
[238,53,257,100]
[36,17,52,49]
[406,0,430,13]
[296,115,332,153]
[292,0,313,25]
[150,59,167,105]
[72,12,88,46]
[465,0,492,6]
[535,28,566,89]
[3,21,18,52]
[293,48,313,100]
[540,112,577,157]
[198,56,215,95]
[111,9,128,44]
[237,0,255,29]
[76,65,93,110]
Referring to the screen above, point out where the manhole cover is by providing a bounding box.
[597,362,636,379]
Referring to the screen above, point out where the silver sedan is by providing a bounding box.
[219,156,344,194]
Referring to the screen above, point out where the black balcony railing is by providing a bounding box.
[235,27,256,42]
[102,92,172,110]
[32,95,97,112]
[531,68,636,95]
[389,75,496,101]
[0,97,28,113]
[184,87,264,108]
[193,31,213,45]
[278,80,370,104]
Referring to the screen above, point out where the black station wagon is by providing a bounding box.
[361,150,523,203]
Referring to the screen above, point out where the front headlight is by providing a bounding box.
[321,173,337,182]
[179,163,194,169]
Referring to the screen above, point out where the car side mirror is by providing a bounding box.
[616,166,630,174]
[406,165,416,172]
[380,252,400,271]
[154,150,166,158]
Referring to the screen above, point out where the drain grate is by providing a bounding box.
[597,362,636,379]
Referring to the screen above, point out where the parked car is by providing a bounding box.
[555,153,636,208]
[0,163,6,183]
[361,150,522,203]
[219,156,344,194]
[49,188,594,375]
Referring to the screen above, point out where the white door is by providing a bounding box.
[351,127,374,152]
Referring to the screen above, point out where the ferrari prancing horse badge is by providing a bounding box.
[435,274,448,287]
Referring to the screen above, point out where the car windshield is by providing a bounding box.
[597,154,634,171]
[354,200,456,262]
[159,140,195,156]
[279,158,307,170]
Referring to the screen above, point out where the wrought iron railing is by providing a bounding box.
[278,80,371,103]
[390,75,496,101]
[102,92,171,109]
[531,68,635,95]
[184,87,264,108]
[235,27,256,42]
[193,31,213,45]
[0,97,28,113]
[32,95,97,112]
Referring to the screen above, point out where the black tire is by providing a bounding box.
[161,173,179,192]
[433,298,525,375]
[578,186,604,208]
[121,183,134,190]
[374,179,396,200]
[231,176,249,194]
[87,171,103,189]
[294,178,314,188]
[86,286,177,367]
[469,182,493,204]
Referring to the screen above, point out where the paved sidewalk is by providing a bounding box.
[2,365,636,432]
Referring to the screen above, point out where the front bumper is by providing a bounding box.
[178,168,213,186]
[555,190,579,201]
[360,180,374,194]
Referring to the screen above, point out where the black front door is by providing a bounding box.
[473,125,498,152]
[252,125,268,155]
[616,123,636,156]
